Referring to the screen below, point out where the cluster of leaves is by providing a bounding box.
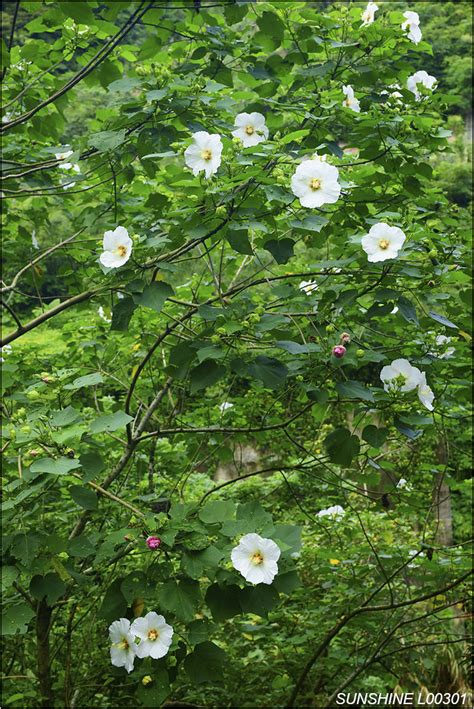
[1,1,472,707]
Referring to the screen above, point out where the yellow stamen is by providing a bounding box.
[201,149,212,161]
[251,551,264,565]
[245,125,255,135]
[118,639,129,650]
[310,178,321,191]
[147,629,159,641]
[117,245,127,257]
[378,239,390,250]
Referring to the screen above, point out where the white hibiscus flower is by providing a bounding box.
[291,160,341,208]
[218,401,234,413]
[417,372,435,411]
[99,226,133,269]
[407,70,437,101]
[402,10,422,44]
[231,533,281,585]
[184,131,223,178]
[299,280,318,295]
[98,306,111,323]
[342,85,360,113]
[361,2,378,26]
[130,612,173,660]
[232,112,269,148]
[55,149,80,173]
[380,358,423,393]
[361,223,406,263]
[317,505,345,519]
[109,618,136,673]
[432,334,455,359]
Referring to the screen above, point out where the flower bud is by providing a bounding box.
[339,332,351,345]
[332,345,346,359]
[356,349,365,358]
[142,675,153,686]
[146,536,161,550]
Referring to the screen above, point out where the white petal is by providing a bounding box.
[234,113,251,128]
[259,560,278,584]
[130,616,149,640]
[109,618,131,643]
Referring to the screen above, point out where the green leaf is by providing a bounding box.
[184,641,226,684]
[248,356,288,389]
[397,296,418,325]
[336,380,374,401]
[205,583,242,621]
[50,406,81,426]
[181,546,224,579]
[362,425,388,449]
[1,603,35,635]
[68,535,95,558]
[264,238,294,264]
[428,311,458,329]
[79,451,104,480]
[30,457,82,475]
[273,524,302,554]
[89,129,127,152]
[280,129,311,145]
[133,282,173,312]
[227,227,253,255]
[1,39,10,71]
[159,579,200,622]
[90,411,133,434]
[240,585,279,616]
[273,570,301,594]
[29,573,66,605]
[64,373,104,390]
[324,428,360,466]
[136,669,170,707]
[111,296,137,331]
[1,566,19,592]
[99,579,127,625]
[60,1,96,23]
[199,501,235,524]
[189,361,225,394]
[256,11,284,42]
[69,485,98,511]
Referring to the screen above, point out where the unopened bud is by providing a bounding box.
[339,332,351,345]
[146,536,161,550]
[332,345,346,359]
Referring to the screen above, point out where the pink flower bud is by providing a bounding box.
[339,332,351,345]
[332,345,346,359]
[146,536,161,550]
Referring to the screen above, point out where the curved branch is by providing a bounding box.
[1,1,154,132]
[286,569,473,707]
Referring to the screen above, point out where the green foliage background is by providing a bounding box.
[1,1,472,708]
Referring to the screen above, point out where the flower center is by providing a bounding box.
[245,125,255,135]
[201,149,212,161]
[118,639,129,650]
[147,629,159,641]
[251,551,264,565]
[378,239,390,250]
[310,178,321,191]
[117,245,127,257]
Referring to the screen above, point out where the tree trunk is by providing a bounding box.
[432,438,453,547]
[36,598,53,708]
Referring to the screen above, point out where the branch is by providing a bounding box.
[1,0,20,81]
[1,2,154,132]
[286,569,472,707]
[1,289,100,347]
